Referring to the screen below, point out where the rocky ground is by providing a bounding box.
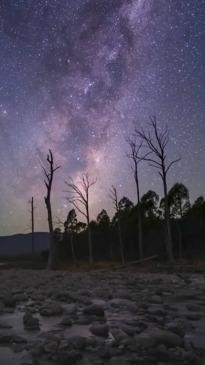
[0,269,205,365]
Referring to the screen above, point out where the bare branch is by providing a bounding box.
[166,158,181,174]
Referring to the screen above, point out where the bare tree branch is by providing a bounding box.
[41,149,60,269]
[65,173,97,265]
[135,116,180,263]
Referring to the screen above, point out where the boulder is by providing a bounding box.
[90,323,109,337]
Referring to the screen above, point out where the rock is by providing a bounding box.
[150,295,163,304]
[44,340,59,354]
[98,345,112,359]
[109,356,130,365]
[68,336,87,350]
[76,316,91,325]
[60,316,73,326]
[13,293,28,302]
[2,294,16,308]
[0,320,12,329]
[120,324,136,336]
[83,304,105,317]
[90,323,109,337]
[135,327,183,349]
[40,302,63,316]
[56,349,82,364]
[109,298,137,312]
[23,312,40,330]
[111,328,129,343]
[0,333,13,344]
[165,320,187,336]
[186,313,201,321]
[65,303,77,315]
[148,305,166,316]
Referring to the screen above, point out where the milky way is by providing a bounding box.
[0,0,204,234]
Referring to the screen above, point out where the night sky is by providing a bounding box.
[0,0,204,235]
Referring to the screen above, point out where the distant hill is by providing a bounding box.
[0,233,49,256]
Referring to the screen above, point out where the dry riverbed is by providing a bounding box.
[0,269,204,365]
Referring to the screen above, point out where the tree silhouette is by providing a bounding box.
[168,183,189,217]
[97,209,112,259]
[127,139,148,259]
[97,209,110,226]
[135,116,180,262]
[64,209,77,265]
[141,190,159,219]
[118,196,134,211]
[65,173,97,265]
[42,149,60,269]
[168,183,190,258]
[110,185,125,264]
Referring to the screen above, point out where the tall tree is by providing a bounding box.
[127,140,149,259]
[135,116,180,262]
[168,183,190,258]
[65,174,96,265]
[42,149,60,269]
[110,185,125,264]
[97,209,112,259]
[64,209,77,265]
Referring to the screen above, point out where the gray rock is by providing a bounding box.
[0,320,12,329]
[23,312,40,330]
[40,302,63,316]
[2,294,16,308]
[90,323,109,337]
[83,304,105,317]
[60,316,73,326]
[56,349,82,363]
[68,336,87,350]
[150,295,163,304]
[135,327,183,349]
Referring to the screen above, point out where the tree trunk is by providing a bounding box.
[117,219,125,265]
[45,197,56,269]
[110,241,113,261]
[87,223,93,265]
[162,171,174,262]
[135,167,143,259]
[178,201,183,259]
[177,220,182,259]
[70,232,77,266]
[31,197,34,255]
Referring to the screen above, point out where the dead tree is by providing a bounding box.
[42,149,60,269]
[135,116,180,262]
[110,185,125,265]
[127,139,150,259]
[65,174,97,265]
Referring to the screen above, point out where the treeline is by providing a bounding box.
[41,118,204,268]
[56,185,205,265]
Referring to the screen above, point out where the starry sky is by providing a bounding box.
[0,0,204,235]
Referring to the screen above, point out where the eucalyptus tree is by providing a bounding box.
[65,174,97,265]
[110,186,125,264]
[168,183,190,258]
[135,116,180,262]
[64,209,78,265]
[127,139,149,258]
